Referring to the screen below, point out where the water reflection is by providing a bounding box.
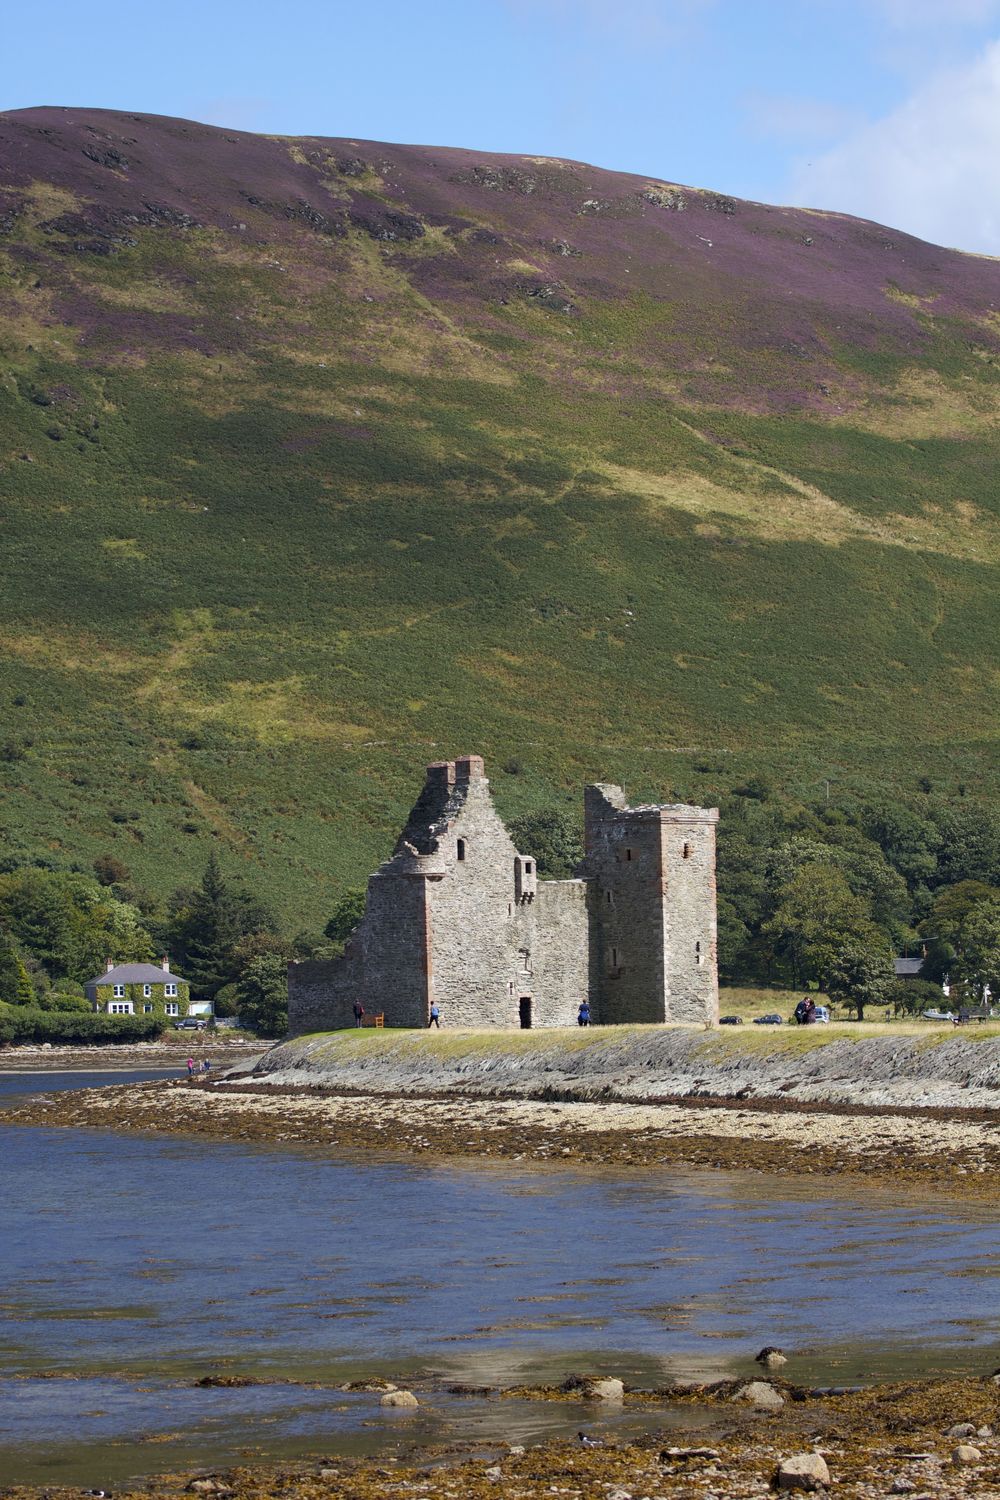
[3,1077,1000,1482]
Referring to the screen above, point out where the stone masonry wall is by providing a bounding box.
[287,957,357,1034]
[288,757,719,1033]
[662,813,719,1023]
[532,879,589,1025]
[425,765,529,1028]
[585,788,667,1025]
[361,870,428,1026]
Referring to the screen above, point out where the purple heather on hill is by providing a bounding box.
[1,106,997,417]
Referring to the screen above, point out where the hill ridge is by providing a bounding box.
[1,107,999,919]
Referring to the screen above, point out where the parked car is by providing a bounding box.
[719,1015,744,1025]
[811,1005,831,1024]
[753,1013,784,1025]
[174,1016,208,1030]
[922,1008,955,1023]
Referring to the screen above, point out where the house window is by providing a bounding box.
[112,984,125,998]
[143,984,152,998]
[165,1002,180,1017]
[457,838,466,862]
[109,1001,132,1015]
[164,983,177,998]
[143,1003,153,1014]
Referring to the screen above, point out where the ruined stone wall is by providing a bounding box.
[532,879,589,1025]
[662,813,719,1024]
[585,788,667,1024]
[361,871,428,1026]
[289,757,718,1035]
[425,766,527,1028]
[287,956,358,1034]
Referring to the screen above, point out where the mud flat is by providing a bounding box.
[4,1067,1000,1196]
[3,1376,1000,1500]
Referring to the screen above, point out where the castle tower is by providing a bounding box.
[585,785,718,1025]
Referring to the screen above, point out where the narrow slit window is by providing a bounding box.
[625,848,633,862]
[611,946,619,968]
[457,838,466,862]
[683,843,691,859]
[525,862,532,875]
[606,890,613,905]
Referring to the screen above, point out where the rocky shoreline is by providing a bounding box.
[0,1038,266,1071]
[3,1375,1000,1499]
[253,1026,1000,1112]
[3,1073,1000,1197]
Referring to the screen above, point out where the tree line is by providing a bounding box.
[4,783,1000,1033]
[509,791,1000,1018]
[0,851,291,1035]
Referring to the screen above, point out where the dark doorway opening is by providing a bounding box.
[518,996,532,1029]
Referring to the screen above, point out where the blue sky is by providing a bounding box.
[6,0,1000,252]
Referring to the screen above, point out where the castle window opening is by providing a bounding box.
[457,838,466,862]
[683,843,691,859]
[611,946,619,969]
[696,940,703,966]
[525,862,532,875]
[606,890,613,905]
[625,848,633,862]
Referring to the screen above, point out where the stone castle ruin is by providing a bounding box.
[288,755,719,1033]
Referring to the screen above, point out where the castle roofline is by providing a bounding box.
[617,803,719,822]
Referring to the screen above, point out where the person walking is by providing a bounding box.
[353,1001,365,1028]
[429,1002,440,1028]
[186,1057,195,1078]
[577,1002,591,1027]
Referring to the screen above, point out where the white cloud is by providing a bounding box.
[744,93,864,143]
[872,0,1000,27]
[788,39,1000,254]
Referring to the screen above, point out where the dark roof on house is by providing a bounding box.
[893,957,924,978]
[87,962,185,987]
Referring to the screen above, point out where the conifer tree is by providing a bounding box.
[170,852,277,999]
[0,927,35,1007]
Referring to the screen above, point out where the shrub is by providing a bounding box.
[0,1011,165,1044]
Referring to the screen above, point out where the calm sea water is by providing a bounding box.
[2,1071,999,1485]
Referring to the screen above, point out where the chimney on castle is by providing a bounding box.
[425,761,455,790]
[454,754,485,782]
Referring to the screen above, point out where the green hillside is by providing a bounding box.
[1,108,1000,923]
